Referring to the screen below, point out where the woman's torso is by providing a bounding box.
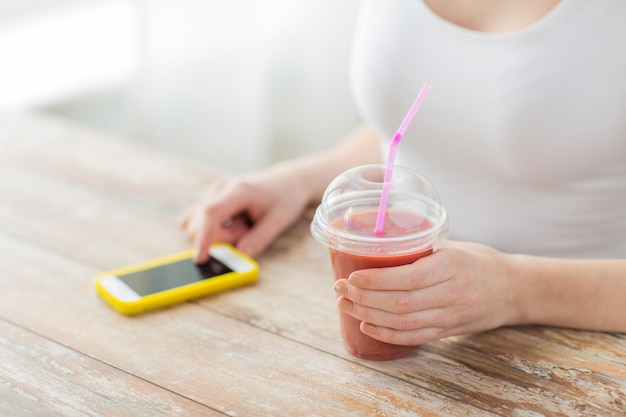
[350,0,626,258]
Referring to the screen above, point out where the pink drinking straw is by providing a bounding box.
[374,83,431,235]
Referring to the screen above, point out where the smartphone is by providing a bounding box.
[95,243,258,315]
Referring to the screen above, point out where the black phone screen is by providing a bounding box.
[118,257,233,296]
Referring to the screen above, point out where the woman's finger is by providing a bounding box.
[335,279,452,314]
[337,295,454,331]
[347,251,451,291]
[360,322,448,346]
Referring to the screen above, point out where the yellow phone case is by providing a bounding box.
[95,243,258,315]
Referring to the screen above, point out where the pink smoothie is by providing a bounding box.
[330,210,434,360]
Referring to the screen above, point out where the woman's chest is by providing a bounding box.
[422,0,561,34]
[351,0,626,186]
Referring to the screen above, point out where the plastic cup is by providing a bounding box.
[310,164,449,360]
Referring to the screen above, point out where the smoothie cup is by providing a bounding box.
[310,164,449,361]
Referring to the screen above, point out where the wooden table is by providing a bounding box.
[1,112,625,417]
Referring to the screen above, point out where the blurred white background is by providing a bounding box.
[0,0,361,173]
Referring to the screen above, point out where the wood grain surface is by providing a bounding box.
[0,112,624,416]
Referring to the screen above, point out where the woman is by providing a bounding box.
[179,0,626,345]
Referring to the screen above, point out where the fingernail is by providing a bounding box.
[337,297,353,313]
[361,323,377,335]
[192,249,206,264]
[334,281,348,296]
[238,244,253,258]
[348,274,363,287]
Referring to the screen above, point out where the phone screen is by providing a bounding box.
[117,257,233,297]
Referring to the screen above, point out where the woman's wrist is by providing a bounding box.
[268,154,334,206]
[502,253,626,332]
[505,253,543,326]
[269,124,383,206]
[504,252,573,327]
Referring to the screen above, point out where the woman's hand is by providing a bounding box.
[333,241,520,345]
[179,166,311,263]
[179,125,384,263]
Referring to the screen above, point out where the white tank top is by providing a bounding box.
[350,0,626,258]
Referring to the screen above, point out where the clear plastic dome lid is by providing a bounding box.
[310,164,449,255]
